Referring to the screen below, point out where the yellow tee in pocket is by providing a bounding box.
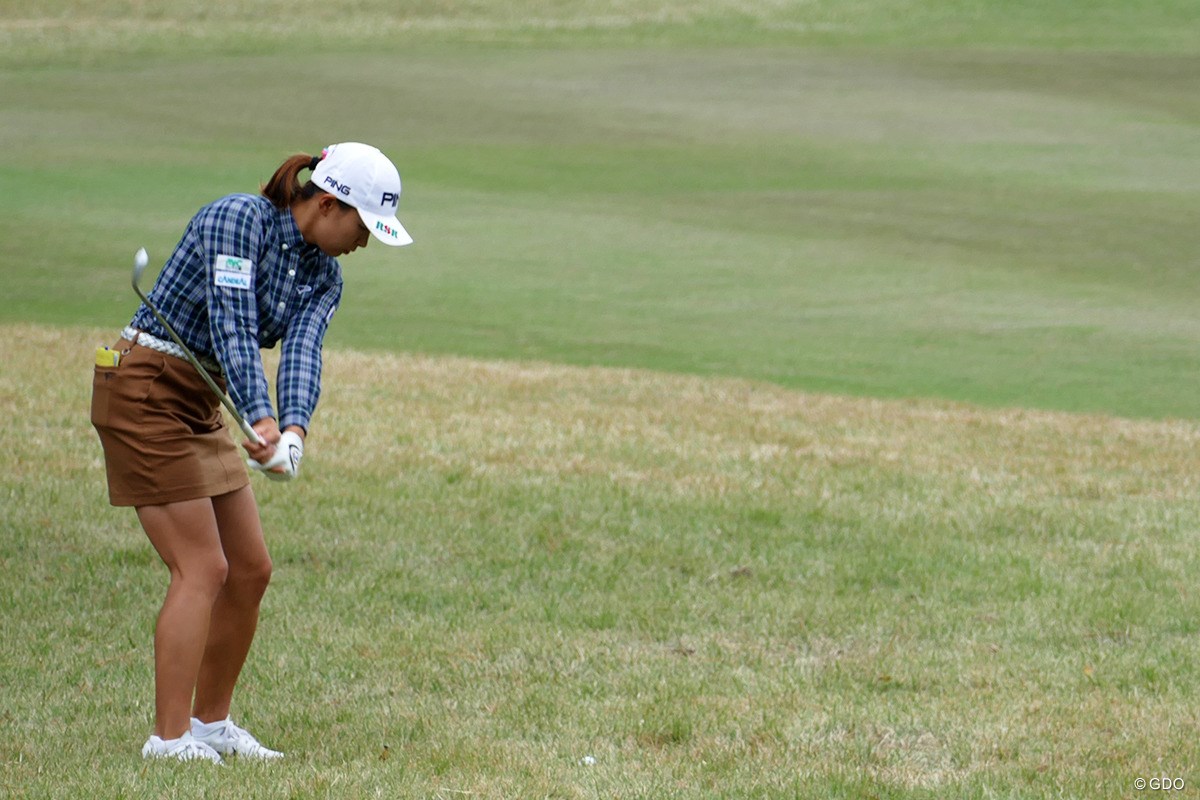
[95,346,121,368]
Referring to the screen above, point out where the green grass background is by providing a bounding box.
[3,1,1199,418]
[7,325,1200,799]
[4,2,1200,798]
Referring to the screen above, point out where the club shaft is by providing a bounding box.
[132,283,264,445]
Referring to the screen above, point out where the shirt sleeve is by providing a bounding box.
[198,200,276,426]
[277,275,342,432]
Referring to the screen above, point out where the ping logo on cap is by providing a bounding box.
[322,176,352,196]
[313,142,411,246]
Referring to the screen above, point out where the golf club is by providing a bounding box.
[131,248,266,446]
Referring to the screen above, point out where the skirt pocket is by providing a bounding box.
[90,364,119,428]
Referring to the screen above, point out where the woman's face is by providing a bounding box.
[310,196,371,257]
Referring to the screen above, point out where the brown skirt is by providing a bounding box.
[91,338,249,506]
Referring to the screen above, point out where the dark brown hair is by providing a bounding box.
[261,153,323,209]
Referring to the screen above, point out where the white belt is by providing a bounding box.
[122,326,223,375]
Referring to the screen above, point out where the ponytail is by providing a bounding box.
[261,153,323,209]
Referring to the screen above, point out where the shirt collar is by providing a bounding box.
[277,204,309,252]
[275,200,337,272]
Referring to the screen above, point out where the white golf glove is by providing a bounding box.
[248,430,304,481]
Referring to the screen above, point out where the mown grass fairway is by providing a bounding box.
[3,5,1200,418]
[3,1,1200,798]
[4,324,1200,798]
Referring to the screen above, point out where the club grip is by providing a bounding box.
[240,418,266,445]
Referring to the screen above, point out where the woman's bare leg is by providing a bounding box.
[191,484,273,723]
[137,498,228,740]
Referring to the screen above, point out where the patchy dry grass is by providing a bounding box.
[3,323,1200,798]
[3,0,1195,65]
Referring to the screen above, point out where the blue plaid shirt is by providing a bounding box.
[130,193,343,433]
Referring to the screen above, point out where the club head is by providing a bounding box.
[131,248,150,292]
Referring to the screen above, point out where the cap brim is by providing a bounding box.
[358,209,413,247]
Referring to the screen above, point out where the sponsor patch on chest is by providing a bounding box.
[214,254,253,290]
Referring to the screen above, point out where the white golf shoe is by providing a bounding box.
[191,717,284,760]
[141,732,224,764]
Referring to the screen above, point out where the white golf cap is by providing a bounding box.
[311,142,413,247]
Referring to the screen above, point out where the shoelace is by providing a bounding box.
[174,740,220,761]
[222,721,277,756]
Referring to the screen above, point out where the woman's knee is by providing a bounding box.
[228,556,272,598]
[175,555,229,596]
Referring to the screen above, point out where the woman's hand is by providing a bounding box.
[244,421,307,479]
[243,417,282,464]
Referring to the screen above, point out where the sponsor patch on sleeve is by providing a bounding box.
[214,254,253,290]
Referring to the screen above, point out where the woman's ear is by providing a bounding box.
[317,192,343,216]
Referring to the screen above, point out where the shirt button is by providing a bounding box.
[278,302,286,310]
[288,269,296,276]
[281,243,290,251]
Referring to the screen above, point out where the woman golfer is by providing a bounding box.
[91,143,412,763]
